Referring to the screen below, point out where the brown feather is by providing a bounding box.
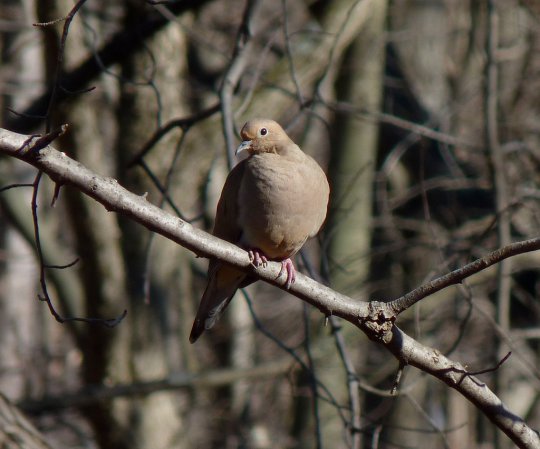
[189,119,329,342]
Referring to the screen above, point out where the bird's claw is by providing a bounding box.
[278,258,296,289]
[249,250,296,289]
[248,249,268,268]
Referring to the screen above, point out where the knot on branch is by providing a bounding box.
[360,301,395,344]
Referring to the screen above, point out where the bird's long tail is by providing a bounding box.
[189,263,246,343]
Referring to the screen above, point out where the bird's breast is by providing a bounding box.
[238,153,329,259]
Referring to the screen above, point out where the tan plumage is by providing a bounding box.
[189,119,329,343]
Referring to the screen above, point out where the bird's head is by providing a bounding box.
[236,119,294,156]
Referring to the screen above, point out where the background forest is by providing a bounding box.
[1,0,540,448]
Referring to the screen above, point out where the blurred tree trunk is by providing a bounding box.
[328,3,387,296]
[385,2,469,447]
[319,1,388,448]
[112,4,192,449]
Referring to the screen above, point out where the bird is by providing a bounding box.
[189,118,329,343]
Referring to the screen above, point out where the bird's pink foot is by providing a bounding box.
[278,258,296,289]
[248,248,268,268]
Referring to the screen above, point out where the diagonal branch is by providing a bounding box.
[1,126,362,321]
[385,327,540,449]
[388,237,540,315]
[1,126,539,448]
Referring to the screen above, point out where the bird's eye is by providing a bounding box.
[259,127,268,136]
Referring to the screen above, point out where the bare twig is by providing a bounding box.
[141,130,190,303]
[241,290,349,424]
[302,304,323,449]
[127,103,220,167]
[467,352,512,377]
[405,393,451,449]
[38,0,88,133]
[300,251,362,449]
[390,362,405,395]
[0,183,34,193]
[330,316,362,449]
[26,139,126,328]
[282,0,305,106]
[45,257,80,270]
[17,124,68,155]
[328,101,482,149]
[388,238,540,315]
[219,0,260,169]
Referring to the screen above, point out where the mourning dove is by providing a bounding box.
[189,119,329,343]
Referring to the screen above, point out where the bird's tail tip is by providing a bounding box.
[189,321,203,344]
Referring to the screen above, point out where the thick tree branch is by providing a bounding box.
[1,127,539,448]
[384,327,540,449]
[0,127,362,321]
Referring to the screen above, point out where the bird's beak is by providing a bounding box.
[235,140,252,156]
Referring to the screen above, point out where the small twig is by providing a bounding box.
[282,0,305,106]
[404,393,451,449]
[234,31,279,118]
[17,124,69,155]
[142,129,191,303]
[127,103,220,167]
[371,425,383,449]
[138,159,202,223]
[390,362,406,395]
[30,170,126,328]
[467,352,512,377]
[33,16,68,27]
[44,257,80,270]
[6,107,46,121]
[388,237,540,315]
[58,84,96,95]
[40,0,89,133]
[241,290,349,425]
[485,8,512,428]
[300,251,362,449]
[302,303,323,449]
[51,181,63,207]
[219,0,260,169]
[0,183,34,193]
[328,100,482,149]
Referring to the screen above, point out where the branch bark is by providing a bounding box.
[1,127,539,448]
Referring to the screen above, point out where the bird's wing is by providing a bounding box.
[189,161,248,343]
